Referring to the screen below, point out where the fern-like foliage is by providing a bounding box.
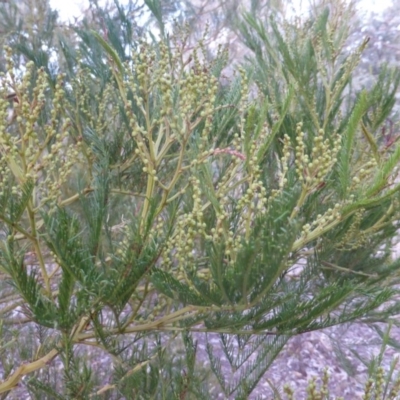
[0,0,400,398]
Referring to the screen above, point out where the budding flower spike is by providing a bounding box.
[0,1,400,398]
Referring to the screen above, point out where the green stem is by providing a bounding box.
[0,214,35,241]
[290,184,309,219]
[140,174,156,234]
[27,202,50,295]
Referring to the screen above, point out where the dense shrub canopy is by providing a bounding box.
[0,0,400,398]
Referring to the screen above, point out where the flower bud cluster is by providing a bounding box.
[301,203,342,238]
[210,192,237,256]
[351,159,377,187]
[237,142,268,214]
[121,34,220,185]
[157,43,174,115]
[148,295,169,319]
[34,75,81,207]
[207,125,269,260]
[135,41,157,92]
[0,159,11,197]
[117,44,156,169]
[72,62,98,129]
[180,51,218,150]
[115,224,135,259]
[0,89,14,195]
[331,45,364,100]
[295,122,341,189]
[74,68,119,157]
[0,51,82,208]
[39,133,81,209]
[96,83,121,136]
[71,61,121,147]
[163,177,206,276]
[272,134,291,198]
[91,31,270,281]
[336,209,368,250]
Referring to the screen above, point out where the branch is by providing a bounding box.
[0,349,58,394]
